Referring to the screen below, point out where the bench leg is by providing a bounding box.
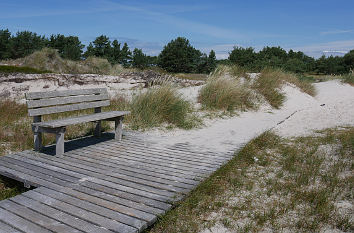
[55,127,66,156]
[114,117,123,140]
[33,116,42,152]
[94,120,102,137]
[34,131,42,151]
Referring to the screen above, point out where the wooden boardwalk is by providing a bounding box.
[0,132,234,233]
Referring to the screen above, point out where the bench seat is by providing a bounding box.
[33,111,130,128]
[26,88,130,156]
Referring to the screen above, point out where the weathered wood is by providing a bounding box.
[115,116,124,140]
[36,187,147,230]
[24,191,138,233]
[0,221,22,233]
[33,111,130,128]
[0,200,82,233]
[11,193,114,233]
[0,206,52,233]
[0,132,234,233]
[55,127,66,156]
[25,88,107,100]
[28,100,110,116]
[33,115,42,151]
[94,107,102,137]
[27,93,109,108]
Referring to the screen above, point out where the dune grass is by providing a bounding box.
[198,65,256,112]
[198,76,256,112]
[253,68,316,109]
[4,48,129,75]
[342,71,354,85]
[130,84,201,130]
[148,127,353,233]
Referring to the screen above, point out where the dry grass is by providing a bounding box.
[4,48,130,75]
[148,127,353,233]
[253,68,316,109]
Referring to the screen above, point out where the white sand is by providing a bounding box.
[138,80,354,154]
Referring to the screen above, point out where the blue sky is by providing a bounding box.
[1,0,353,58]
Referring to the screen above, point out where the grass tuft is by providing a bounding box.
[130,84,200,130]
[198,65,256,112]
[342,70,354,85]
[253,68,316,108]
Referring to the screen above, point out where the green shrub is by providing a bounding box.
[130,85,199,129]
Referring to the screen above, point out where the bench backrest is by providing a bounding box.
[25,88,110,117]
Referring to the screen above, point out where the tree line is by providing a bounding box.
[227,46,353,74]
[0,28,353,74]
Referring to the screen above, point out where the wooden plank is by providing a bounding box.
[23,191,138,233]
[0,199,82,233]
[116,136,231,162]
[27,93,109,108]
[25,88,107,100]
[97,142,220,170]
[36,187,147,230]
[0,159,171,211]
[13,152,189,194]
[28,100,110,116]
[11,193,114,233]
[111,140,225,166]
[0,221,22,233]
[33,111,130,128]
[77,145,212,176]
[67,149,205,181]
[0,157,79,183]
[0,206,52,233]
[67,149,204,181]
[18,151,196,189]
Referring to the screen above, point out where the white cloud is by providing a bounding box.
[288,40,354,57]
[320,29,354,35]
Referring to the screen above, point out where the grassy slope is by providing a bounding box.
[148,127,353,233]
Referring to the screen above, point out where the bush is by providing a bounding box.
[198,65,255,112]
[130,85,199,129]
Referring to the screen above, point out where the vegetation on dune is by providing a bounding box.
[130,84,201,130]
[148,127,354,233]
[5,48,128,75]
[198,65,315,111]
[253,68,316,108]
[198,65,256,112]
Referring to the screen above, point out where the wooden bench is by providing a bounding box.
[25,88,130,156]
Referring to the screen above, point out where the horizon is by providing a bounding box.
[1,0,354,59]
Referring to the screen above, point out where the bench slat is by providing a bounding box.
[28,100,110,116]
[27,93,109,108]
[25,88,107,100]
[33,111,130,128]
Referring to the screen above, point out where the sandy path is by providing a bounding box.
[137,80,354,154]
